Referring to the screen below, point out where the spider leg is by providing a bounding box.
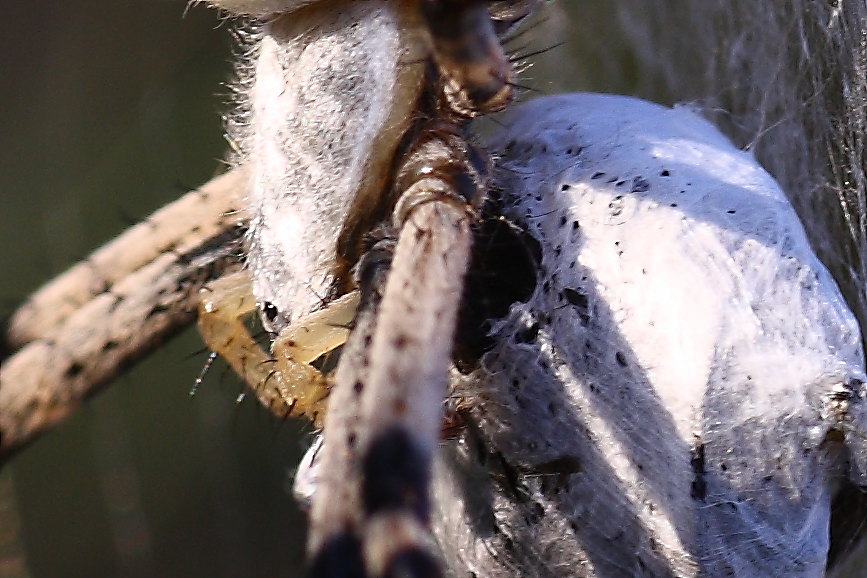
[306,106,487,578]
[361,126,486,578]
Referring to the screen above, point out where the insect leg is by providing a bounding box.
[7,169,245,348]
[197,271,361,427]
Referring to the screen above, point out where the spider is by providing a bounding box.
[6,2,867,576]
[193,0,542,575]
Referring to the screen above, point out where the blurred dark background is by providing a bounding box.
[0,2,310,576]
[0,2,622,577]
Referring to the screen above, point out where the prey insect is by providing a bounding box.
[196,0,540,575]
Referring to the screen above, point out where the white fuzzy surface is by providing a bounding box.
[588,1,867,371]
[428,93,867,577]
[237,2,423,330]
[563,6,867,570]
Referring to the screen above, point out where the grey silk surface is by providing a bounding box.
[428,94,867,578]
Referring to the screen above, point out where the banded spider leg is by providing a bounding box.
[306,84,492,578]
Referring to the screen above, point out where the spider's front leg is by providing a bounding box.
[306,100,489,578]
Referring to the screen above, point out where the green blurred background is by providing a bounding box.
[0,2,310,576]
[0,2,654,577]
